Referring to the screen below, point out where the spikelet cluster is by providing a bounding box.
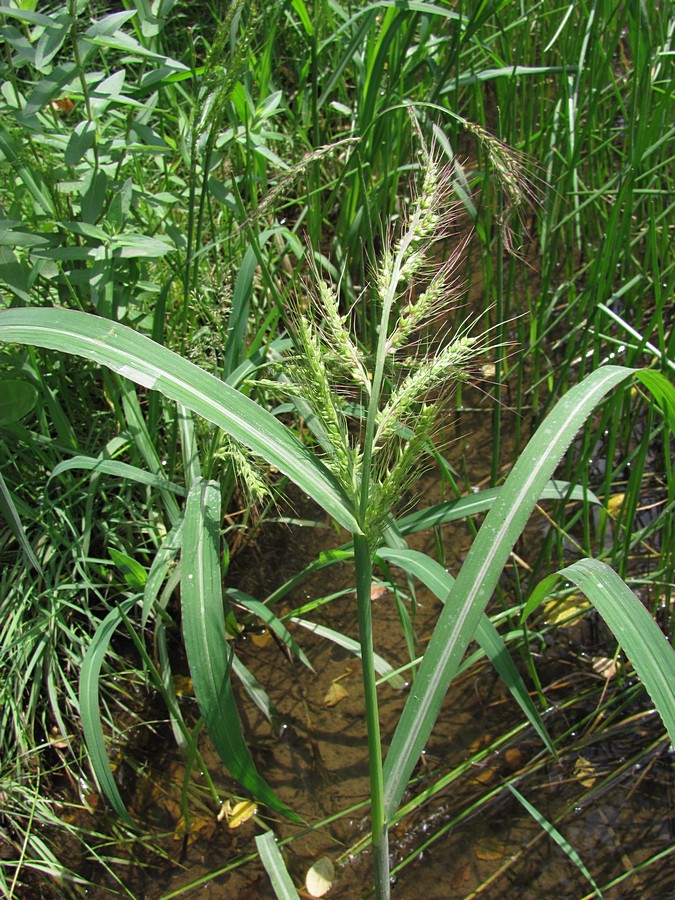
[285,122,486,541]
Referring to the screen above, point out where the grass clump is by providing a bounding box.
[0,1,673,897]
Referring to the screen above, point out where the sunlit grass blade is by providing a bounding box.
[182,479,301,821]
[0,470,43,575]
[524,558,675,743]
[396,480,599,535]
[0,308,361,535]
[79,598,137,826]
[376,546,555,755]
[382,366,638,820]
[229,588,314,671]
[292,617,406,690]
[49,456,187,495]
[507,782,603,899]
[255,830,300,900]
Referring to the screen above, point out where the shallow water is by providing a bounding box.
[91,392,674,900]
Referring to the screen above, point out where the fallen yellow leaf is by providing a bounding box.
[607,493,626,517]
[544,592,590,626]
[306,857,334,897]
[324,682,349,707]
[227,799,257,828]
[592,656,617,678]
[574,755,597,788]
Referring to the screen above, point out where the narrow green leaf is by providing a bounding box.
[232,656,281,728]
[0,308,360,534]
[255,831,300,900]
[507,783,602,898]
[292,617,405,690]
[0,470,42,575]
[182,479,301,821]
[79,598,137,825]
[49,456,186,495]
[383,366,637,820]
[109,548,147,590]
[553,559,675,744]
[376,547,555,755]
[142,519,183,626]
[229,589,314,672]
[396,480,599,535]
[635,369,675,434]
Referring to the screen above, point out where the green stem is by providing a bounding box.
[359,228,416,516]
[354,533,390,899]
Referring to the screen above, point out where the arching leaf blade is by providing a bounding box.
[382,366,637,820]
[182,479,301,822]
[0,308,360,535]
[554,558,675,743]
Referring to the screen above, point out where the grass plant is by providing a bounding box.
[0,0,673,896]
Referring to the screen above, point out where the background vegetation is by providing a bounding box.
[0,0,672,897]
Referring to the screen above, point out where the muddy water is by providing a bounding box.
[99,390,674,900]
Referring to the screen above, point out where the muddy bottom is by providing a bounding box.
[69,397,673,900]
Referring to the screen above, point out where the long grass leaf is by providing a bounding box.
[376,547,555,755]
[292,617,405,690]
[182,479,300,821]
[383,366,636,819]
[547,559,674,743]
[396,480,599,535]
[255,831,300,900]
[79,598,137,825]
[49,456,186,494]
[229,588,314,671]
[0,308,360,534]
[507,782,603,898]
[0,471,43,575]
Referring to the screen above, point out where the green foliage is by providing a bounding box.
[0,0,672,896]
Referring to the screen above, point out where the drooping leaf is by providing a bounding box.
[0,308,360,534]
[526,558,675,744]
[79,598,137,825]
[376,546,555,755]
[255,831,300,900]
[382,366,638,819]
[181,479,301,821]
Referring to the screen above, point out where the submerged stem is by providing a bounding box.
[354,533,390,899]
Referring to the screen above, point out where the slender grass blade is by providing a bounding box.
[255,831,300,900]
[0,308,361,535]
[383,366,636,819]
[182,479,301,821]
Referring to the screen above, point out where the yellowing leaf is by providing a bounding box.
[227,799,257,828]
[607,493,626,517]
[172,675,193,696]
[574,756,597,788]
[504,748,523,769]
[592,655,617,678]
[324,682,349,707]
[306,856,334,897]
[173,812,216,845]
[544,592,590,626]
[250,629,272,648]
[474,837,505,861]
[473,766,496,785]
